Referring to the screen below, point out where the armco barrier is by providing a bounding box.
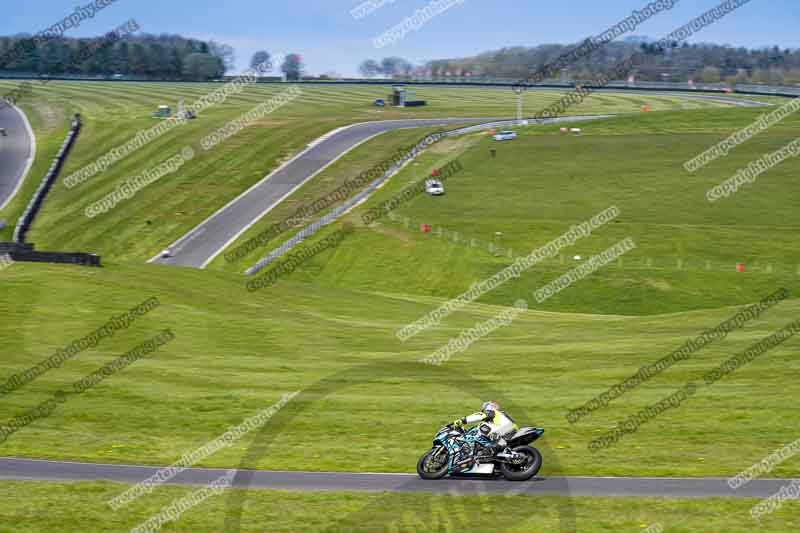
[13,113,82,243]
[1,74,799,98]
[0,242,33,253]
[0,241,100,267]
[10,249,101,267]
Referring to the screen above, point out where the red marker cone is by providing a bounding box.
[422,224,430,233]
[431,169,439,177]
[736,263,745,273]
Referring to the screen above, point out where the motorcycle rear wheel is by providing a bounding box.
[417,448,449,480]
[499,445,542,481]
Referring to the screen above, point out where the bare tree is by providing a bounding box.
[281,53,303,81]
[250,50,272,73]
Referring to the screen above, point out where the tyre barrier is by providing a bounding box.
[0,241,100,267]
[13,113,82,244]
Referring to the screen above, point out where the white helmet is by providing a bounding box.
[482,400,500,412]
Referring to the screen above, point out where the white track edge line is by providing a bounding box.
[149,88,747,265]
[146,122,363,264]
[146,117,498,264]
[198,130,388,269]
[0,103,36,213]
[148,118,482,264]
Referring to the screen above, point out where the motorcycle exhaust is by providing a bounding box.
[495,452,526,464]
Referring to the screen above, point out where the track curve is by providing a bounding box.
[0,103,34,213]
[149,90,767,269]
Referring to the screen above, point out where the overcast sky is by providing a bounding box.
[3,0,798,76]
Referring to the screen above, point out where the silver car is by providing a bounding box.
[425,179,445,196]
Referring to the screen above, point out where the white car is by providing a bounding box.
[425,179,445,196]
[493,130,517,141]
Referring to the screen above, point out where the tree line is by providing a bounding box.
[361,40,800,85]
[0,33,309,82]
[0,33,233,80]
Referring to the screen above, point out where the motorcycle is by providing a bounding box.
[416,423,544,481]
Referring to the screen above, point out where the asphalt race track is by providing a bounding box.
[0,103,34,212]
[0,457,786,498]
[149,90,766,270]
[3,90,774,497]
[149,116,500,268]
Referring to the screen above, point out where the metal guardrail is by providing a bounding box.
[0,240,100,266]
[1,74,799,97]
[13,113,81,243]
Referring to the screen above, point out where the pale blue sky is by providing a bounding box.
[3,0,797,76]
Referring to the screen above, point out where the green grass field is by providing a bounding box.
[2,260,799,479]
[3,479,798,532]
[0,81,730,257]
[229,107,800,316]
[1,83,798,532]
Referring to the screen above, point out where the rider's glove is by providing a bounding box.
[452,418,464,427]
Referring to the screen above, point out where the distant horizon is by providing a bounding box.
[2,31,795,79]
[3,0,798,76]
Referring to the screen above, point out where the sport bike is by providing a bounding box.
[416,423,544,481]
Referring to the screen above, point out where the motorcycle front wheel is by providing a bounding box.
[499,445,542,481]
[416,447,449,480]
